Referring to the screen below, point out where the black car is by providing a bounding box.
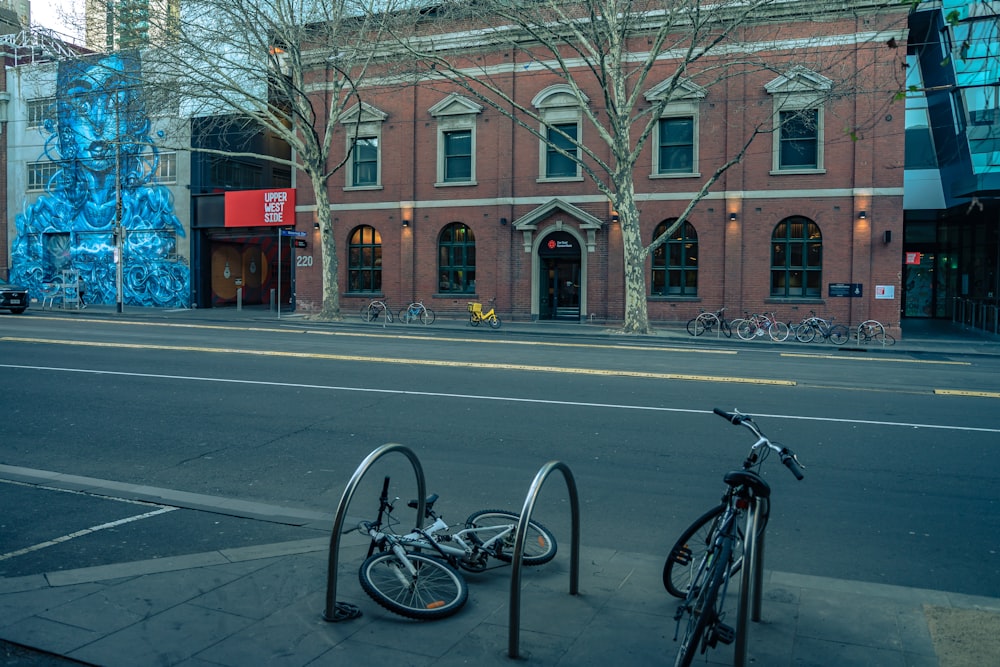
[0,277,29,314]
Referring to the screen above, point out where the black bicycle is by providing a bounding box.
[666,409,804,667]
[686,307,732,338]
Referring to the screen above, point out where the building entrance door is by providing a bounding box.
[538,231,581,320]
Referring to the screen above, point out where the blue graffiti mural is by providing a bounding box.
[11,51,190,308]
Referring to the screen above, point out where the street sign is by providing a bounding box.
[280,229,307,237]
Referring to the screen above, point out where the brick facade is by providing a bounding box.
[293,4,908,330]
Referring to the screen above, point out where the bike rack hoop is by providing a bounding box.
[322,443,426,622]
[508,460,581,659]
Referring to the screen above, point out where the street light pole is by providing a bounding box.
[114,97,123,313]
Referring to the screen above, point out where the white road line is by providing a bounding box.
[0,506,177,562]
[2,363,999,434]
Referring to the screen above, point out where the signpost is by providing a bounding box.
[277,229,307,319]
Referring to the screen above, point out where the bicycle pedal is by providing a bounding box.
[710,623,735,646]
[671,546,693,566]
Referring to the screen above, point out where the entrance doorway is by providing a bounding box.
[538,231,581,320]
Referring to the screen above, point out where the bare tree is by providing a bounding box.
[127,0,390,319]
[373,0,907,333]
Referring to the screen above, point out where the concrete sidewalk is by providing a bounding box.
[1,485,999,667]
[5,305,998,665]
[26,301,1000,358]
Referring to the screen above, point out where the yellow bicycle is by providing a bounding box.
[468,297,501,329]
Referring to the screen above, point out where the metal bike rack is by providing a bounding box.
[322,443,427,622]
[508,460,580,660]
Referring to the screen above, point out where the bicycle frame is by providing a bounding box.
[671,409,803,667]
[468,298,501,328]
[368,517,517,567]
[361,477,528,572]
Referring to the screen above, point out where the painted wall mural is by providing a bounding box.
[11,51,191,308]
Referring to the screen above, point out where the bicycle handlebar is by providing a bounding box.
[779,448,805,480]
[713,408,804,480]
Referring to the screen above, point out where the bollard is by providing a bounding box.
[236,287,242,311]
[270,288,277,312]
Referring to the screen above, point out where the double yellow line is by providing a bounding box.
[2,336,793,386]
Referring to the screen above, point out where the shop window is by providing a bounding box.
[651,220,698,296]
[771,217,821,298]
[348,225,382,293]
[438,223,476,293]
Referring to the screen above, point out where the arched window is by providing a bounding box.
[771,217,821,297]
[438,223,476,293]
[651,220,698,296]
[347,225,381,293]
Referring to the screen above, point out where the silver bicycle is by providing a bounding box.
[356,476,557,620]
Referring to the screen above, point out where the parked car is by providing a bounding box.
[0,277,29,314]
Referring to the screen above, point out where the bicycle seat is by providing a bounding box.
[408,494,439,513]
[723,470,771,499]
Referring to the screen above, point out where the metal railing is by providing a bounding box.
[508,460,580,659]
[953,298,1000,336]
[323,443,426,622]
[323,446,583,659]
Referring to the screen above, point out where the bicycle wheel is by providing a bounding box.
[720,319,732,338]
[420,308,435,325]
[794,323,816,343]
[829,324,849,345]
[358,551,468,620]
[700,313,720,336]
[686,317,705,337]
[736,320,756,341]
[361,305,376,322]
[673,537,734,667]
[664,505,743,598]
[859,320,891,345]
[464,510,557,565]
[398,308,410,324]
[489,314,501,329]
[768,320,790,342]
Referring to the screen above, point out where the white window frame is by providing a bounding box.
[532,85,587,183]
[645,78,705,178]
[27,97,56,130]
[153,151,178,183]
[429,94,482,186]
[28,161,59,192]
[765,67,831,175]
[340,102,387,190]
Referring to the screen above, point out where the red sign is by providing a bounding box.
[224,189,296,227]
[905,251,922,265]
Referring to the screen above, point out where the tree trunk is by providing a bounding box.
[615,184,652,334]
[313,177,342,320]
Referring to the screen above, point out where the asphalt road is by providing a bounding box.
[2,313,998,603]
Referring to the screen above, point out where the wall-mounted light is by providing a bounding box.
[883,230,892,244]
[610,212,619,223]
[858,210,867,220]
[401,219,410,228]
[500,217,508,226]
[314,222,320,230]
[730,212,738,221]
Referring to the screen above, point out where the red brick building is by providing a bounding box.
[292,3,909,331]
